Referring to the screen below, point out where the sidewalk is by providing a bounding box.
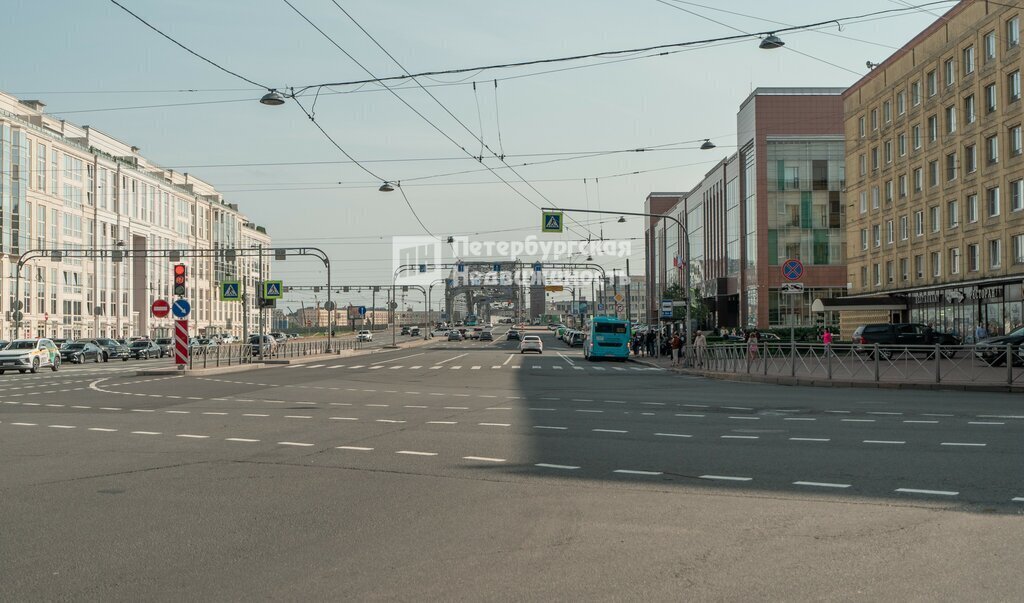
[632,351,1024,394]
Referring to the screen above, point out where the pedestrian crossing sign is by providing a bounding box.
[542,211,564,233]
[263,280,283,300]
[220,280,241,301]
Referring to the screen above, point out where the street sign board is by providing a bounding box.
[171,298,191,319]
[782,258,804,281]
[597,303,605,311]
[220,280,241,301]
[616,304,625,313]
[541,211,564,233]
[613,293,624,303]
[780,282,806,294]
[324,301,336,311]
[151,299,170,318]
[357,306,367,316]
[533,262,543,272]
[263,280,283,299]
[544,285,564,292]
[660,299,673,318]
[174,319,189,366]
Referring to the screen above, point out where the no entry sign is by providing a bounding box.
[151,299,170,318]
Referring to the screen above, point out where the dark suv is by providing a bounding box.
[852,323,961,359]
[974,326,1024,366]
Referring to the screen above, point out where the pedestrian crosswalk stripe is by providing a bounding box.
[573,367,584,370]
[471,366,481,370]
[369,366,384,370]
[450,366,462,370]
[410,366,421,369]
[532,365,541,369]
[491,365,501,369]
[430,366,442,370]
[593,367,605,371]
[287,364,303,369]
[389,366,403,369]
[330,365,346,368]
[307,364,325,368]
[612,367,625,371]
[553,366,562,370]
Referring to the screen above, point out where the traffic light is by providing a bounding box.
[173,264,187,296]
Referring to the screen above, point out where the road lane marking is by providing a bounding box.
[789,437,831,442]
[471,366,481,370]
[534,425,567,430]
[166,410,189,414]
[279,442,314,447]
[969,421,1005,425]
[375,352,425,364]
[699,475,752,482]
[576,409,603,413]
[463,456,505,463]
[177,434,208,438]
[896,488,958,496]
[429,366,442,370]
[404,405,428,409]
[285,415,312,419]
[491,366,501,369]
[794,481,850,489]
[728,416,760,420]
[376,419,406,424]
[226,438,259,442]
[502,354,514,366]
[614,469,662,476]
[784,418,816,421]
[444,406,469,410]
[450,366,462,370]
[366,404,389,407]
[536,463,579,470]
[243,413,269,417]
[841,419,875,423]
[675,414,705,418]
[904,420,938,424]
[480,422,511,427]
[436,353,468,365]
[721,435,758,439]
[132,431,161,435]
[977,414,1024,419]
[369,366,384,370]
[864,440,905,444]
[529,408,556,411]
[306,365,325,369]
[824,410,851,414]
[389,366,403,370]
[396,450,437,456]
[593,429,627,434]
[427,421,458,424]
[11,422,37,426]
[940,442,986,447]
[349,365,364,369]
[654,432,692,438]
[48,425,76,429]
[1012,497,1024,502]
[336,445,373,451]
[89,428,117,432]
[203,412,228,416]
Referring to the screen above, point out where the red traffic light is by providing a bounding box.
[174,264,187,277]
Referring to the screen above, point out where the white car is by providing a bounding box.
[0,339,62,374]
[519,335,543,354]
[357,330,373,342]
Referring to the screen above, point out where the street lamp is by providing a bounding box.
[259,90,286,106]
[759,33,785,49]
[379,182,395,192]
[700,139,716,150]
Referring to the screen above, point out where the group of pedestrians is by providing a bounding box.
[630,330,659,357]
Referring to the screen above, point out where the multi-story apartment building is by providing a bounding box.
[844,0,1024,338]
[646,88,847,330]
[0,91,270,340]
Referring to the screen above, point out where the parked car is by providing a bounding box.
[60,342,102,364]
[567,331,584,347]
[93,338,131,362]
[470,327,484,340]
[270,332,288,343]
[974,326,1024,366]
[357,330,373,342]
[0,339,61,374]
[400,326,411,336]
[447,330,464,341]
[129,340,161,359]
[520,335,544,354]
[506,329,521,341]
[154,338,173,358]
[479,330,494,342]
[246,334,278,357]
[409,326,421,337]
[852,323,960,359]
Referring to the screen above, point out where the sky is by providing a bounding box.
[2,0,956,312]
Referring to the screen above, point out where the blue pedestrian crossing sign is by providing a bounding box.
[219,280,241,301]
[357,305,367,316]
[172,298,191,318]
[542,211,563,233]
[263,280,283,300]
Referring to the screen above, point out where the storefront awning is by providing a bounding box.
[811,296,907,312]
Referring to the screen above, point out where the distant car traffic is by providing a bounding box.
[447,330,464,341]
[357,330,373,342]
[129,340,161,359]
[974,326,1024,366]
[93,338,131,362]
[154,338,172,358]
[519,335,543,354]
[479,331,494,341]
[506,329,521,341]
[60,342,102,364]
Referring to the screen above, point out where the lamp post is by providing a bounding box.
[543,207,693,368]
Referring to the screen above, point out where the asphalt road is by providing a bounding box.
[3,327,1023,600]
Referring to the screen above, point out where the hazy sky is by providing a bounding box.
[3,0,953,311]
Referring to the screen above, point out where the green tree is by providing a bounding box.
[663,284,710,324]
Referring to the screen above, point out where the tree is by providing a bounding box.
[663,284,710,325]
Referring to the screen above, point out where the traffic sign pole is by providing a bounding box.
[174,319,189,369]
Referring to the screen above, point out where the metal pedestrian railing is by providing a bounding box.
[187,338,363,369]
[702,342,1024,387]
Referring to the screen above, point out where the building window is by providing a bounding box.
[912,124,922,149]
[861,266,868,288]
[946,152,957,181]
[914,210,924,236]
[985,30,997,62]
[858,116,866,138]
[965,144,977,173]
[930,205,940,233]
[898,133,907,156]
[913,167,923,192]
[870,109,878,131]
[985,82,998,113]
[886,220,894,244]
[885,140,893,164]
[860,228,868,250]
[859,153,867,176]
[899,215,909,240]
[928,115,939,142]
[873,263,881,286]
[989,239,1002,269]
[986,135,999,165]
[944,58,956,87]
[883,100,892,124]
[967,193,979,223]
[950,247,961,274]
[1013,234,1024,264]
[1010,124,1022,156]
[899,174,908,197]
[945,105,957,134]
[931,251,941,277]
[900,257,909,281]
[872,186,880,209]
[911,80,921,106]
[987,186,1001,217]
[1009,70,1021,103]
[871,147,879,171]
[860,191,868,213]
[968,244,980,272]
[1008,16,1020,49]
[964,94,976,125]
[885,179,894,203]
[886,260,895,283]
[928,160,939,187]
[1011,178,1024,211]
[915,254,924,278]
[927,70,938,97]
[947,199,959,228]
[963,45,975,76]
[873,224,881,247]
[897,90,906,115]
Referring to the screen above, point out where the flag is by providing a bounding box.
[672,256,685,268]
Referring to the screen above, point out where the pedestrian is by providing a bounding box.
[631,334,641,357]
[746,330,759,361]
[974,322,988,342]
[646,330,656,357]
[670,332,682,366]
[693,330,707,368]
[822,328,833,355]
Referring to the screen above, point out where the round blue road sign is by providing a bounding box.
[782,258,804,281]
[172,298,191,318]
